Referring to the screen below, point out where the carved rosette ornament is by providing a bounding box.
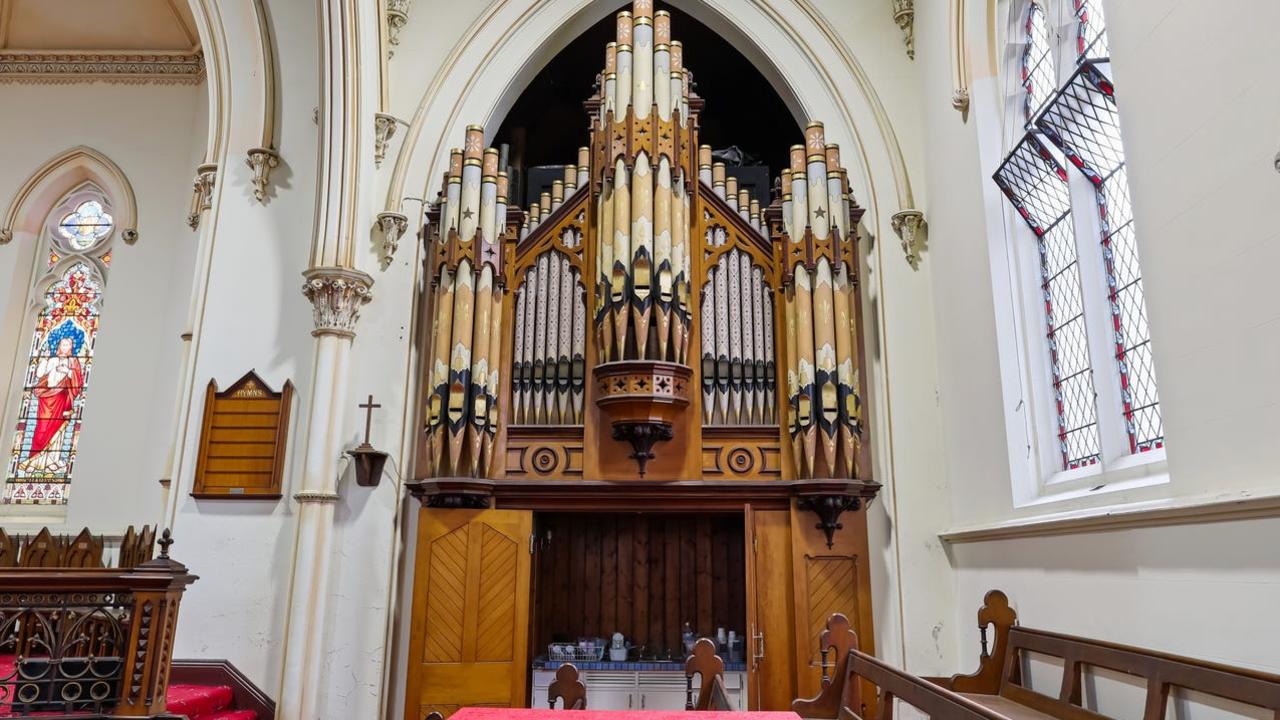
[301,267,374,338]
[187,163,217,230]
[385,0,409,57]
[891,209,926,270]
[245,147,279,202]
[893,0,915,61]
[377,211,409,266]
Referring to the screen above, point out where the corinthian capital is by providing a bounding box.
[302,266,374,338]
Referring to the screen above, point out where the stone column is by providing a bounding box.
[276,0,374,716]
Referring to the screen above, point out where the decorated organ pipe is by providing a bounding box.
[420,1,869,483]
[591,0,692,366]
[772,121,864,480]
[422,126,511,478]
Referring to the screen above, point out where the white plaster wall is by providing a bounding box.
[0,82,204,533]
[917,0,1280,699]
[164,0,323,696]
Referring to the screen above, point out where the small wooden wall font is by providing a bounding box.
[192,370,293,499]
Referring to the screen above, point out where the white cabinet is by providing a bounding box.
[531,668,746,710]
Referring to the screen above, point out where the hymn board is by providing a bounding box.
[404,2,881,716]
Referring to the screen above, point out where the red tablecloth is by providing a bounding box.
[451,710,800,720]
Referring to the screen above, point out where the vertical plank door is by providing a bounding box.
[745,505,797,710]
[405,508,533,720]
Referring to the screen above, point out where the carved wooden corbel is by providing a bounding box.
[798,495,862,549]
[376,211,409,266]
[406,479,495,509]
[187,163,217,229]
[385,0,410,58]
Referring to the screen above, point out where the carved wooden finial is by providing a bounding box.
[158,528,174,559]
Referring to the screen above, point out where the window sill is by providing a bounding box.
[1020,447,1169,509]
[940,488,1280,544]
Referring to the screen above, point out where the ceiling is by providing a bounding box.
[0,0,200,52]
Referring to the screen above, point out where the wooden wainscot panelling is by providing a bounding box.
[702,426,782,480]
[192,370,293,499]
[503,426,584,479]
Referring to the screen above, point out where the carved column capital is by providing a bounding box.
[187,163,218,230]
[301,266,374,338]
[246,147,280,203]
[891,209,926,270]
[376,211,409,266]
[893,0,915,61]
[385,0,410,57]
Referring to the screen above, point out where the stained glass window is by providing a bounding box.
[1037,63,1162,452]
[996,0,1163,474]
[1022,2,1056,123]
[56,200,113,251]
[1073,0,1109,61]
[995,136,1101,469]
[3,263,102,505]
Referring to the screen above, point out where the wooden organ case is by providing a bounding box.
[404,2,880,717]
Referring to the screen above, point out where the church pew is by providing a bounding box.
[685,637,729,710]
[548,663,587,709]
[927,590,1280,720]
[793,614,1008,720]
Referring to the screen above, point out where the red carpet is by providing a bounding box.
[1,656,257,719]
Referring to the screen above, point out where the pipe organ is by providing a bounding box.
[407,4,882,715]
[417,0,869,484]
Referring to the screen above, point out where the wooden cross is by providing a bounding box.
[359,394,381,445]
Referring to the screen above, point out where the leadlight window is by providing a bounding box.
[4,195,114,506]
[995,0,1162,476]
[995,136,1100,468]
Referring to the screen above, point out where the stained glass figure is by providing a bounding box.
[994,135,1102,469]
[1022,1,1056,124]
[1037,62,1162,452]
[3,263,102,505]
[56,199,114,251]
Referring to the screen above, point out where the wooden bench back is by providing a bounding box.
[793,617,1009,720]
[685,637,726,711]
[548,663,586,710]
[999,626,1280,720]
[935,590,1280,720]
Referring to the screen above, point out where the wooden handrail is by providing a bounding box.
[0,530,197,718]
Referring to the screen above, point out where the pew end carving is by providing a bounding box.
[685,637,726,711]
[924,589,1017,694]
[548,662,587,709]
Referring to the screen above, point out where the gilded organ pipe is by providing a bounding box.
[773,122,863,480]
[423,126,509,478]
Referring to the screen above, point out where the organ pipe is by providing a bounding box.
[423,126,509,478]
[775,121,863,480]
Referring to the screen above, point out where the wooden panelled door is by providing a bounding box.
[744,505,798,710]
[405,509,533,720]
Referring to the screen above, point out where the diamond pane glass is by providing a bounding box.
[1022,2,1056,124]
[4,263,102,505]
[995,135,1101,469]
[1038,63,1164,453]
[1074,0,1110,61]
[56,200,114,251]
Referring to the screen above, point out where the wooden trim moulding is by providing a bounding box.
[940,489,1280,543]
[406,477,881,512]
[171,658,277,719]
